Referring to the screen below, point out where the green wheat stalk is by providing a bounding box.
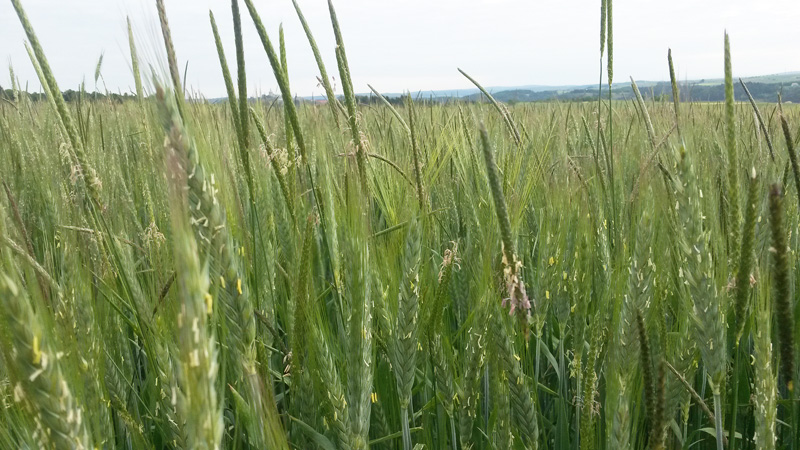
[242,0,309,164]
[607,0,613,84]
[209,11,242,142]
[22,41,65,139]
[156,0,185,119]
[631,77,657,150]
[405,95,426,211]
[779,112,800,212]
[732,168,758,344]
[290,0,341,126]
[328,0,369,190]
[459,69,522,147]
[740,79,775,160]
[668,49,680,139]
[753,279,777,450]
[250,107,296,224]
[11,0,103,208]
[458,303,488,446]
[393,216,421,450]
[156,87,257,376]
[478,124,531,323]
[768,184,794,391]
[673,144,726,450]
[313,324,352,450]
[127,17,143,101]
[494,309,539,448]
[724,32,742,272]
[8,63,18,104]
[164,138,223,450]
[0,207,91,449]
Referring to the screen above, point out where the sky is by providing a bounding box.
[1,0,799,98]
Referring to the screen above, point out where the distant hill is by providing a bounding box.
[367,83,593,99]
[371,71,800,104]
[39,71,789,105]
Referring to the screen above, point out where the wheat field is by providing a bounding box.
[1,0,800,449]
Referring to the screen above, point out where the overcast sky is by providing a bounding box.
[1,0,798,98]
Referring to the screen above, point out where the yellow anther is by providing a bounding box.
[204,293,213,314]
[32,335,41,365]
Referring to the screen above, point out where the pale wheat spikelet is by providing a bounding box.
[490,328,513,449]
[664,297,698,432]
[673,145,727,391]
[152,339,186,448]
[394,215,421,407]
[431,335,455,419]
[605,347,632,450]
[1,274,91,449]
[430,333,459,449]
[127,17,143,101]
[156,88,257,379]
[753,285,777,450]
[0,207,91,449]
[313,327,352,450]
[605,244,647,450]
[291,217,315,378]
[339,183,373,450]
[8,63,18,104]
[458,302,488,446]
[599,0,607,57]
[673,145,726,450]
[157,86,277,447]
[393,216,421,450]
[94,52,105,89]
[580,318,603,450]
[165,114,222,450]
[370,392,390,444]
[493,310,539,448]
[290,216,317,444]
